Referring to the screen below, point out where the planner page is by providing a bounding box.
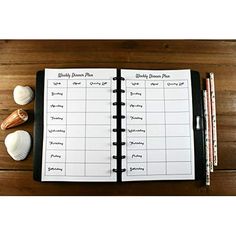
[121,69,195,181]
[41,68,117,181]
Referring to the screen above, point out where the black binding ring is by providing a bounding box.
[113,115,125,119]
[113,77,125,81]
[112,155,126,159]
[113,102,125,106]
[113,89,125,93]
[113,142,125,146]
[113,128,125,132]
[112,168,126,173]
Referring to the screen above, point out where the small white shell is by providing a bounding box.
[4,130,31,161]
[13,85,34,105]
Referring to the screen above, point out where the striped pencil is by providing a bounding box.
[209,72,218,166]
[203,90,210,186]
[206,78,214,172]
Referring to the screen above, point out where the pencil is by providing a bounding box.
[203,90,210,186]
[209,72,218,166]
[206,78,214,172]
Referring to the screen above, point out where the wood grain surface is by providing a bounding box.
[0,40,235,195]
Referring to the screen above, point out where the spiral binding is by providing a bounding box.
[113,102,125,106]
[113,128,125,132]
[112,155,125,159]
[113,142,126,146]
[113,115,125,119]
[112,74,127,174]
[112,168,126,173]
[113,89,125,93]
[113,77,125,81]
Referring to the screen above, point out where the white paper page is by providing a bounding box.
[42,68,117,182]
[121,69,195,181]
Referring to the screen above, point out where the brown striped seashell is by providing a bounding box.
[1,109,28,130]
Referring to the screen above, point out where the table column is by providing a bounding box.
[85,79,112,177]
[164,80,192,175]
[146,80,166,175]
[126,80,147,176]
[65,79,86,176]
[45,79,67,176]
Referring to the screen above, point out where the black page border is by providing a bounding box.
[191,71,205,182]
[33,70,45,181]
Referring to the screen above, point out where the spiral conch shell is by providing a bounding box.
[13,85,34,105]
[4,130,31,161]
[1,109,28,130]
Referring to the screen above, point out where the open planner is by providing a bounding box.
[33,68,205,182]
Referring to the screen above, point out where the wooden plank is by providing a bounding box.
[1,40,236,65]
[216,142,236,170]
[0,170,207,196]
[3,40,236,54]
[0,170,235,195]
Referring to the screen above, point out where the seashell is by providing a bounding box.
[1,109,28,130]
[4,130,31,161]
[13,85,34,105]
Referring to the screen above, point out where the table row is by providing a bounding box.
[47,79,188,88]
[45,149,192,163]
[47,112,190,125]
[45,162,112,177]
[46,100,190,113]
[44,161,192,177]
[46,124,190,137]
[45,137,191,150]
[126,161,192,176]
[47,87,189,100]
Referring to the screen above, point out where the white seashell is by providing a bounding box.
[13,85,34,105]
[4,130,31,161]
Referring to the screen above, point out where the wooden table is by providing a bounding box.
[0,40,235,195]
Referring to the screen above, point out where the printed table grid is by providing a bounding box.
[126,79,128,176]
[126,79,192,177]
[187,79,192,174]
[65,76,68,175]
[126,87,189,89]
[46,162,111,164]
[47,111,192,114]
[125,161,192,163]
[125,99,190,101]
[84,78,87,176]
[145,81,148,174]
[44,78,112,178]
[44,78,49,177]
[163,79,167,174]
